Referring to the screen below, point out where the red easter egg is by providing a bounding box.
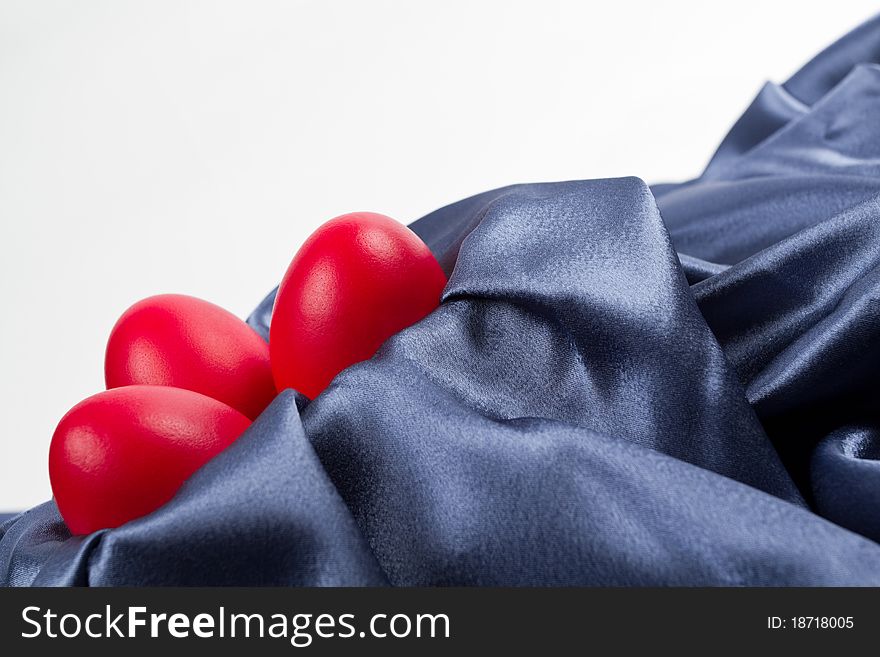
[49,385,251,535]
[105,294,276,419]
[270,212,446,399]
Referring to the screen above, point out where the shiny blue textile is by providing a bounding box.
[4,16,880,586]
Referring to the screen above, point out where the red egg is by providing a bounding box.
[105,294,276,419]
[270,212,446,399]
[49,385,251,535]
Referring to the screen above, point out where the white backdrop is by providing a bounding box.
[1,0,877,511]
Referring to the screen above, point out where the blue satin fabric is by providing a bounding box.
[4,16,880,586]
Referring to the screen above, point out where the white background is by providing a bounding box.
[1,0,877,511]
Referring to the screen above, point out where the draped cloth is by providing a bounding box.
[4,16,880,586]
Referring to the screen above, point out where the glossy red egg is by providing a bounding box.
[49,385,251,535]
[270,212,446,399]
[105,294,276,419]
